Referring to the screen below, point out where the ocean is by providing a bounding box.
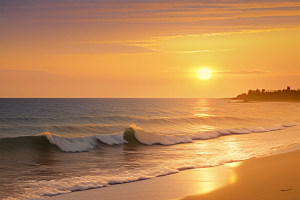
[0,98,299,200]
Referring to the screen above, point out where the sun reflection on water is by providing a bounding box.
[194,99,214,118]
[226,162,241,184]
[226,162,241,168]
[193,161,241,195]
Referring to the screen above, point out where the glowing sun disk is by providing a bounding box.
[197,68,212,80]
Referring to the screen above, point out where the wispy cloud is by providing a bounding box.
[3,1,299,22]
[75,26,299,55]
[2,0,299,56]
[0,69,53,74]
[72,36,237,55]
[2,1,299,30]
[43,43,157,56]
[215,70,270,74]
[145,48,236,54]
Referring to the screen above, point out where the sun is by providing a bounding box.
[197,68,212,80]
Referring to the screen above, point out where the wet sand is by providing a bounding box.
[50,150,300,200]
[181,150,300,200]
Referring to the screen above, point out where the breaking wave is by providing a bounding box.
[125,121,298,145]
[0,121,298,153]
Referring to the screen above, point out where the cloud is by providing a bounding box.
[72,35,238,55]
[2,0,300,56]
[0,69,53,75]
[74,43,156,54]
[78,34,239,54]
[0,69,62,80]
[2,1,299,25]
[80,26,299,54]
[44,43,157,56]
[215,70,270,74]
[145,48,236,54]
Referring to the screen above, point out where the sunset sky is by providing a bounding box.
[0,0,299,98]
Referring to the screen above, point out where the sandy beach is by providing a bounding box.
[50,149,300,200]
[182,150,300,200]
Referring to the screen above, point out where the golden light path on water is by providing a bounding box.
[195,98,212,118]
[192,161,241,194]
[187,113,243,195]
[188,138,242,195]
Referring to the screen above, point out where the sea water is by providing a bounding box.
[0,98,299,199]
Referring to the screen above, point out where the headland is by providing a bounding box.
[232,86,300,102]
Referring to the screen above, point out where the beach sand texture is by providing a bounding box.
[182,150,300,200]
[51,150,300,200]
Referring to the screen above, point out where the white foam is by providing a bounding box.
[282,121,299,127]
[264,124,284,131]
[270,143,300,155]
[23,168,179,199]
[131,124,193,145]
[190,131,220,140]
[226,128,251,134]
[42,132,97,152]
[216,129,232,135]
[94,132,126,145]
[264,122,298,131]
[40,121,299,151]
[40,132,126,152]
[243,126,269,133]
[130,122,299,146]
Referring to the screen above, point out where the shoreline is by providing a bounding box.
[50,146,300,200]
[181,150,300,200]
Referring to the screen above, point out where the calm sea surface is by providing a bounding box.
[0,98,299,199]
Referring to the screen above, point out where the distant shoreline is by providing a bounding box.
[231,86,300,102]
[230,98,300,103]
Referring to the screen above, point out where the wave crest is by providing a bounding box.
[40,132,126,152]
[0,121,297,153]
[128,124,193,145]
[128,121,297,145]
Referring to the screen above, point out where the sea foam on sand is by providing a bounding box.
[49,147,300,200]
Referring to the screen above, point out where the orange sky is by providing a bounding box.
[0,0,299,98]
